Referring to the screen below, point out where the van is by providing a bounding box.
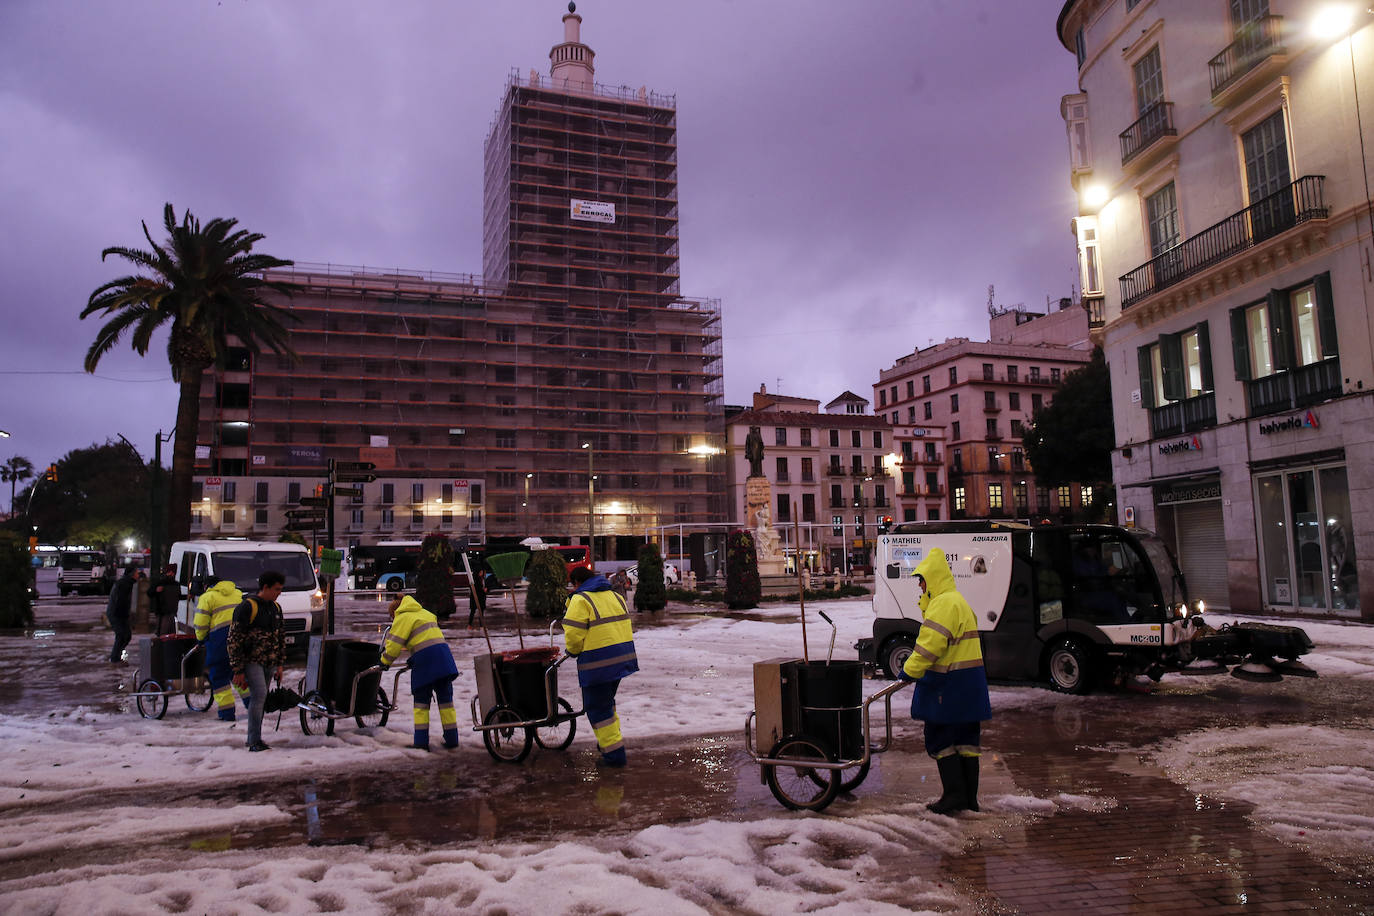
[168,540,324,651]
[57,549,114,596]
[553,544,593,576]
[857,522,1314,693]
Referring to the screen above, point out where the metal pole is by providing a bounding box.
[326,459,336,636]
[584,445,595,560]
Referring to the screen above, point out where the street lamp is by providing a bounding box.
[581,443,594,560]
[0,429,10,438]
[523,472,533,532]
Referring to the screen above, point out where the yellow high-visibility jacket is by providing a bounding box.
[561,578,638,688]
[194,581,243,642]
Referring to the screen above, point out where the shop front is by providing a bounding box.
[1154,477,1228,611]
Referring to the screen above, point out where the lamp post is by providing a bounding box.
[523,473,533,532]
[581,443,594,560]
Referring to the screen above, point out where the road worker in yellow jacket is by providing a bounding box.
[901,547,992,814]
[381,595,460,750]
[561,566,638,767]
[194,580,246,721]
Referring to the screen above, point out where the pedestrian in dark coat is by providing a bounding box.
[107,567,143,665]
[149,564,181,637]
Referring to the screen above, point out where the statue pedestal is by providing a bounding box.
[745,475,786,575]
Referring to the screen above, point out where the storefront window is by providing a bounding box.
[1321,467,1358,610]
[1256,476,1291,605]
[1256,465,1357,612]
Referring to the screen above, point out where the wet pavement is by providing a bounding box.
[4,594,1373,912]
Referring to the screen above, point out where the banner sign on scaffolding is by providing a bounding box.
[570,198,615,224]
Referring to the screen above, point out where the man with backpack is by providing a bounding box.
[228,571,286,752]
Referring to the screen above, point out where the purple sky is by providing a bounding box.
[0,0,1080,477]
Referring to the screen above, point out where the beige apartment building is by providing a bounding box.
[1057,0,1372,617]
[190,8,725,560]
[876,304,1094,523]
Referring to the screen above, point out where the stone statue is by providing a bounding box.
[745,425,765,478]
[753,503,781,560]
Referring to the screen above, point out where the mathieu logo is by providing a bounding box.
[1158,435,1203,455]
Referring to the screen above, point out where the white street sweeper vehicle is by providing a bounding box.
[856,522,1315,693]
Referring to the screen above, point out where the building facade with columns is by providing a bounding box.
[1056,0,1373,618]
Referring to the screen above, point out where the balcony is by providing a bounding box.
[1119,101,1177,169]
[1209,16,1285,105]
[1121,175,1327,309]
[1150,393,1217,439]
[1246,358,1341,417]
[1086,297,1105,330]
[826,465,845,477]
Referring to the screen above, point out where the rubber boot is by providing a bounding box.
[961,755,980,812]
[926,754,968,814]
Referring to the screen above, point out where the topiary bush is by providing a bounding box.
[416,533,457,620]
[724,529,761,610]
[525,549,567,620]
[634,543,667,612]
[0,532,35,628]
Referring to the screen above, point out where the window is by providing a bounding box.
[802,494,816,522]
[1007,365,1018,383]
[950,393,959,412]
[874,484,886,507]
[904,508,917,522]
[908,406,917,423]
[854,515,864,537]
[1037,486,1050,510]
[905,380,914,398]
[902,470,915,494]
[287,482,301,503]
[928,507,941,521]
[852,483,863,507]
[775,427,787,446]
[441,511,453,529]
[776,495,791,523]
[1029,366,1041,382]
[1146,182,1180,257]
[254,508,268,526]
[1138,322,1214,406]
[988,447,1001,470]
[901,441,913,461]
[851,455,864,474]
[1230,276,1337,380]
[1080,224,1103,294]
[984,391,997,409]
[954,487,966,511]
[493,325,515,342]
[382,483,395,504]
[1032,393,1044,411]
[801,457,813,482]
[952,421,961,440]
[832,515,843,536]
[440,483,453,504]
[889,385,897,404]
[1133,46,1164,115]
[1243,110,1292,241]
[829,429,840,448]
[1081,485,1094,506]
[1012,448,1025,470]
[1051,368,1062,384]
[352,486,365,505]
[949,367,958,384]
[1013,483,1028,513]
[254,481,269,503]
[829,456,842,474]
[1074,27,1086,68]
[988,484,1004,510]
[923,401,932,420]
[775,456,789,482]
[221,508,236,526]
[952,448,962,471]
[1008,392,1020,410]
[878,389,887,407]
[380,508,394,528]
[1057,485,1072,509]
[351,509,364,526]
[831,485,842,508]
[222,481,237,502]
[925,470,939,492]
[872,431,883,448]
[983,363,994,381]
[890,411,898,424]
[924,442,936,462]
[851,430,861,448]
[986,419,999,438]
[922,375,931,393]
[496,432,516,449]
[411,483,424,503]
[800,429,812,447]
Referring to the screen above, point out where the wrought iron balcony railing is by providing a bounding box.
[1209,16,1284,99]
[1119,101,1176,166]
[1121,175,1326,308]
[1246,358,1341,417]
[1149,393,1218,439]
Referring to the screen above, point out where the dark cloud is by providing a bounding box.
[0,0,1079,474]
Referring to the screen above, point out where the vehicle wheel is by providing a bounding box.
[810,756,872,795]
[355,686,390,730]
[482,705,533,763]
[184,676,213,713]
[881,636,915,680]
[300,690,335,736]
[385,578,403,593]
[136,679,168,720]
[764,736,840,812]
[1046,639,1093,694]
[534,697,577,750]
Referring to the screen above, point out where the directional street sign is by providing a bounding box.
[285,521,322,532]
[335,461,376,472]
[297,496,330,507]
[335,472,377,483]
[332,486,364,498]
[285,508,327,519]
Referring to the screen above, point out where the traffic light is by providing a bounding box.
[44,464,57,483]
[878,516,893,535]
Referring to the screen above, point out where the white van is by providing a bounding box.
[168,540,324,651]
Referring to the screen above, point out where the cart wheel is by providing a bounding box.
[764,735,840,812]
[300,690,335,737]
[810,756,872,795]
[482,705,532,763]
[533,697,577,750]
[184,677,213,713]
[136,679,168,720]
[355,687,390,730]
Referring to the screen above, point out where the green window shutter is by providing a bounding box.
[1160,332,1183,402]
[1267,289,1293,370]
[1314,272,1338,358]
[1137,345,1155,409]
[1196,321,1214,391]
[1230,305,1252,381]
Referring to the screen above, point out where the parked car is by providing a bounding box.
[625,563,680,587]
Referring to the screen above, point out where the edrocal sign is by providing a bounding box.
[1258,410,1319,436]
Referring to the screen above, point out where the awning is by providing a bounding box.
[1118,467,1220,489]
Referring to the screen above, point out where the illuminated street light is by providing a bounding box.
[1311,3,1358,38]
[1082,183,1110,209]
[581,443,594,558]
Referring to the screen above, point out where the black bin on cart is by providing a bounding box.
[499,647,559,719]
[159,634,203,682]
[795,660,864,759]
[332,641,382,715]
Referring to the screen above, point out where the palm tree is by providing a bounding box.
[1,456,34,516]
[82,203,298,545]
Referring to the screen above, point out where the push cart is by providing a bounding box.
[744,610,913,812]
[296,634,403,736]
[132,634,213,719]
[470,623,582,763]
